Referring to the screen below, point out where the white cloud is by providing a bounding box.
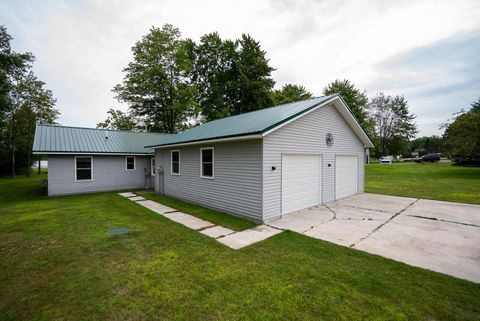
[1,0,479,135]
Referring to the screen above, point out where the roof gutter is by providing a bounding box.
[145,96,337,149]
[32,151,154,156]
[147,133,263,149]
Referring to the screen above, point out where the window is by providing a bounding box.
[126,156,136,171]
[75,156,92,181]
[171,150,180,174]
[200,147,214,178]
[151,157,156,176]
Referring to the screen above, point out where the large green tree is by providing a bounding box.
[442,97,480,164]
[323,79,372,133]
[11,71,58,175]
[235,34,275,114]
[97,109,139,131]
[272,84,313,105]
[368,93,417,156]
[0,25,59,177]
[189,33,275,122]
[188,32,238,121]
[113,24,197,133]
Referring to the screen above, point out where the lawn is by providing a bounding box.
[1,174,480,320]
[366,162,480,204]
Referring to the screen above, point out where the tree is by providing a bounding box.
[113,24,197,133]
[12,71,58,175]
[189,33,275,122]
[323,79,370,130]
[272,84,313,105]
[442,97,480,165]
[368,93,417,156]
[97,109,138,131]
[188,32,238,122]
[235,34,275,114]
[0,25,58,177]
[410,135,444,156]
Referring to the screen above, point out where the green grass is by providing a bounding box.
[135,190,257,231]
[366,162,480,204]
[1,174,480,320]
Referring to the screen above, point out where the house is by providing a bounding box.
[32,126,167,195]
[33,94,373,222]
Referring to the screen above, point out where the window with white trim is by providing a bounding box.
[126,156,135,171]
[151,157,156,176]
[201,147,214,178]
[75,156,92,181]
[171,150,180,174]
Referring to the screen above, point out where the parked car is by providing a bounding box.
[379,156,392,164]
[415,153,440,163]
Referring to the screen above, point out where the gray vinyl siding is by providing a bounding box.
[155,140,263,221]
[262,103,365,222]
[48,155,155,196]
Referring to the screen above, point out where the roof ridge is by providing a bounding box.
[37,124,167,135]
[200,96,329,125]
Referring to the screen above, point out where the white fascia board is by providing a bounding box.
[331,98,374,148]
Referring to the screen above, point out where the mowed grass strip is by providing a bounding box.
[366,162,480,204]
[0,173,479,320]
[136,190,258,231]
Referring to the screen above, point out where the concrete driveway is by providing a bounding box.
[268,193,480,283]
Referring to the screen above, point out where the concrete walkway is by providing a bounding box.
[269,193,480,283]
[118,192,282,249]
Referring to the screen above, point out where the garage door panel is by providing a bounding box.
[335,155,357,200]
[282,154,322,215]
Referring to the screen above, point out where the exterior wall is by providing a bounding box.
[262,103,365,221]
[48,155,155,196]
[155,140,263,222]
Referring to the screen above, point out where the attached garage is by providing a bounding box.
[335,155,358,200]
[281,154,322,215]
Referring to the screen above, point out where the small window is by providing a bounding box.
[171,150,180,175]
[126,156,135,171]
[151,157,156,176]
[75,156,92,181]
[201,147,214,178]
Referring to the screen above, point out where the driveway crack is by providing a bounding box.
[406,215,480,228]
[337,204,393,214]
[350,199,419,248]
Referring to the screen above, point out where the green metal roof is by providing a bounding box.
[33,125,169,154]
[147,95,337,148]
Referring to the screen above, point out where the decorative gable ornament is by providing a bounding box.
[326,133,334,146]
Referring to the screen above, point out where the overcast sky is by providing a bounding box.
[2,0,480,136]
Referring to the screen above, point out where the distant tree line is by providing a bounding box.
[0,25,59,177]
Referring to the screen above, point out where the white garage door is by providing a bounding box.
[281,154,322,215]
[335,155,358,200]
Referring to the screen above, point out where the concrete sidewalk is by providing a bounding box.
[119,192,282,249]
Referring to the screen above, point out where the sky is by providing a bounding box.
[1,0,480,136]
